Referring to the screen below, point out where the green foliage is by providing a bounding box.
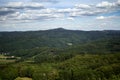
[0,29,120,53]
[0,53,120,80]
[0,66,18,80]
[56,53,120,80]
[0,29,120,80]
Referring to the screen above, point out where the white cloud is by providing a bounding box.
[41,8,56,13]
[70,9,108,17]
[96,16,105,20]
[0,0,120,24]
[10,12,20,17]
[7,2,23,7]
[0,8,65,22]
[0,16,7,21]
[96,16,120,20]
[6,2,44,9]
[67,17,74,20]
[117,0,120,5]
[57,8,79,13]
[75,4,91,9]
[25,9,64,19]
[96,1,115,8]
[69,0,120,17]
[32,0,58,3]
[0,8,10,11]
[17,13,31,20]
[25,2,44,8]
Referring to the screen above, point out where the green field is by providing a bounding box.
[0,55,17,64]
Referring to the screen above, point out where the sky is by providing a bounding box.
[0,0,120,31]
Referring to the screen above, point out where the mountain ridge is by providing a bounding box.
[0,28,120,32]
[0,28,120,53]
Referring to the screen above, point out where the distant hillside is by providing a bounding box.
[0,28,120,80]
[0,28,120,53]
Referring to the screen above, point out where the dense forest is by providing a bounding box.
[0,28,120,80]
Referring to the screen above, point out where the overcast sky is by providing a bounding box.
[0,0,120,31]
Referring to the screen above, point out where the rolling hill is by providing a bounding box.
[0,28,120,80]
[0,28,120,53]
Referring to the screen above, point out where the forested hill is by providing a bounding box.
[0,28,120,80]
[0,28,120,52]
